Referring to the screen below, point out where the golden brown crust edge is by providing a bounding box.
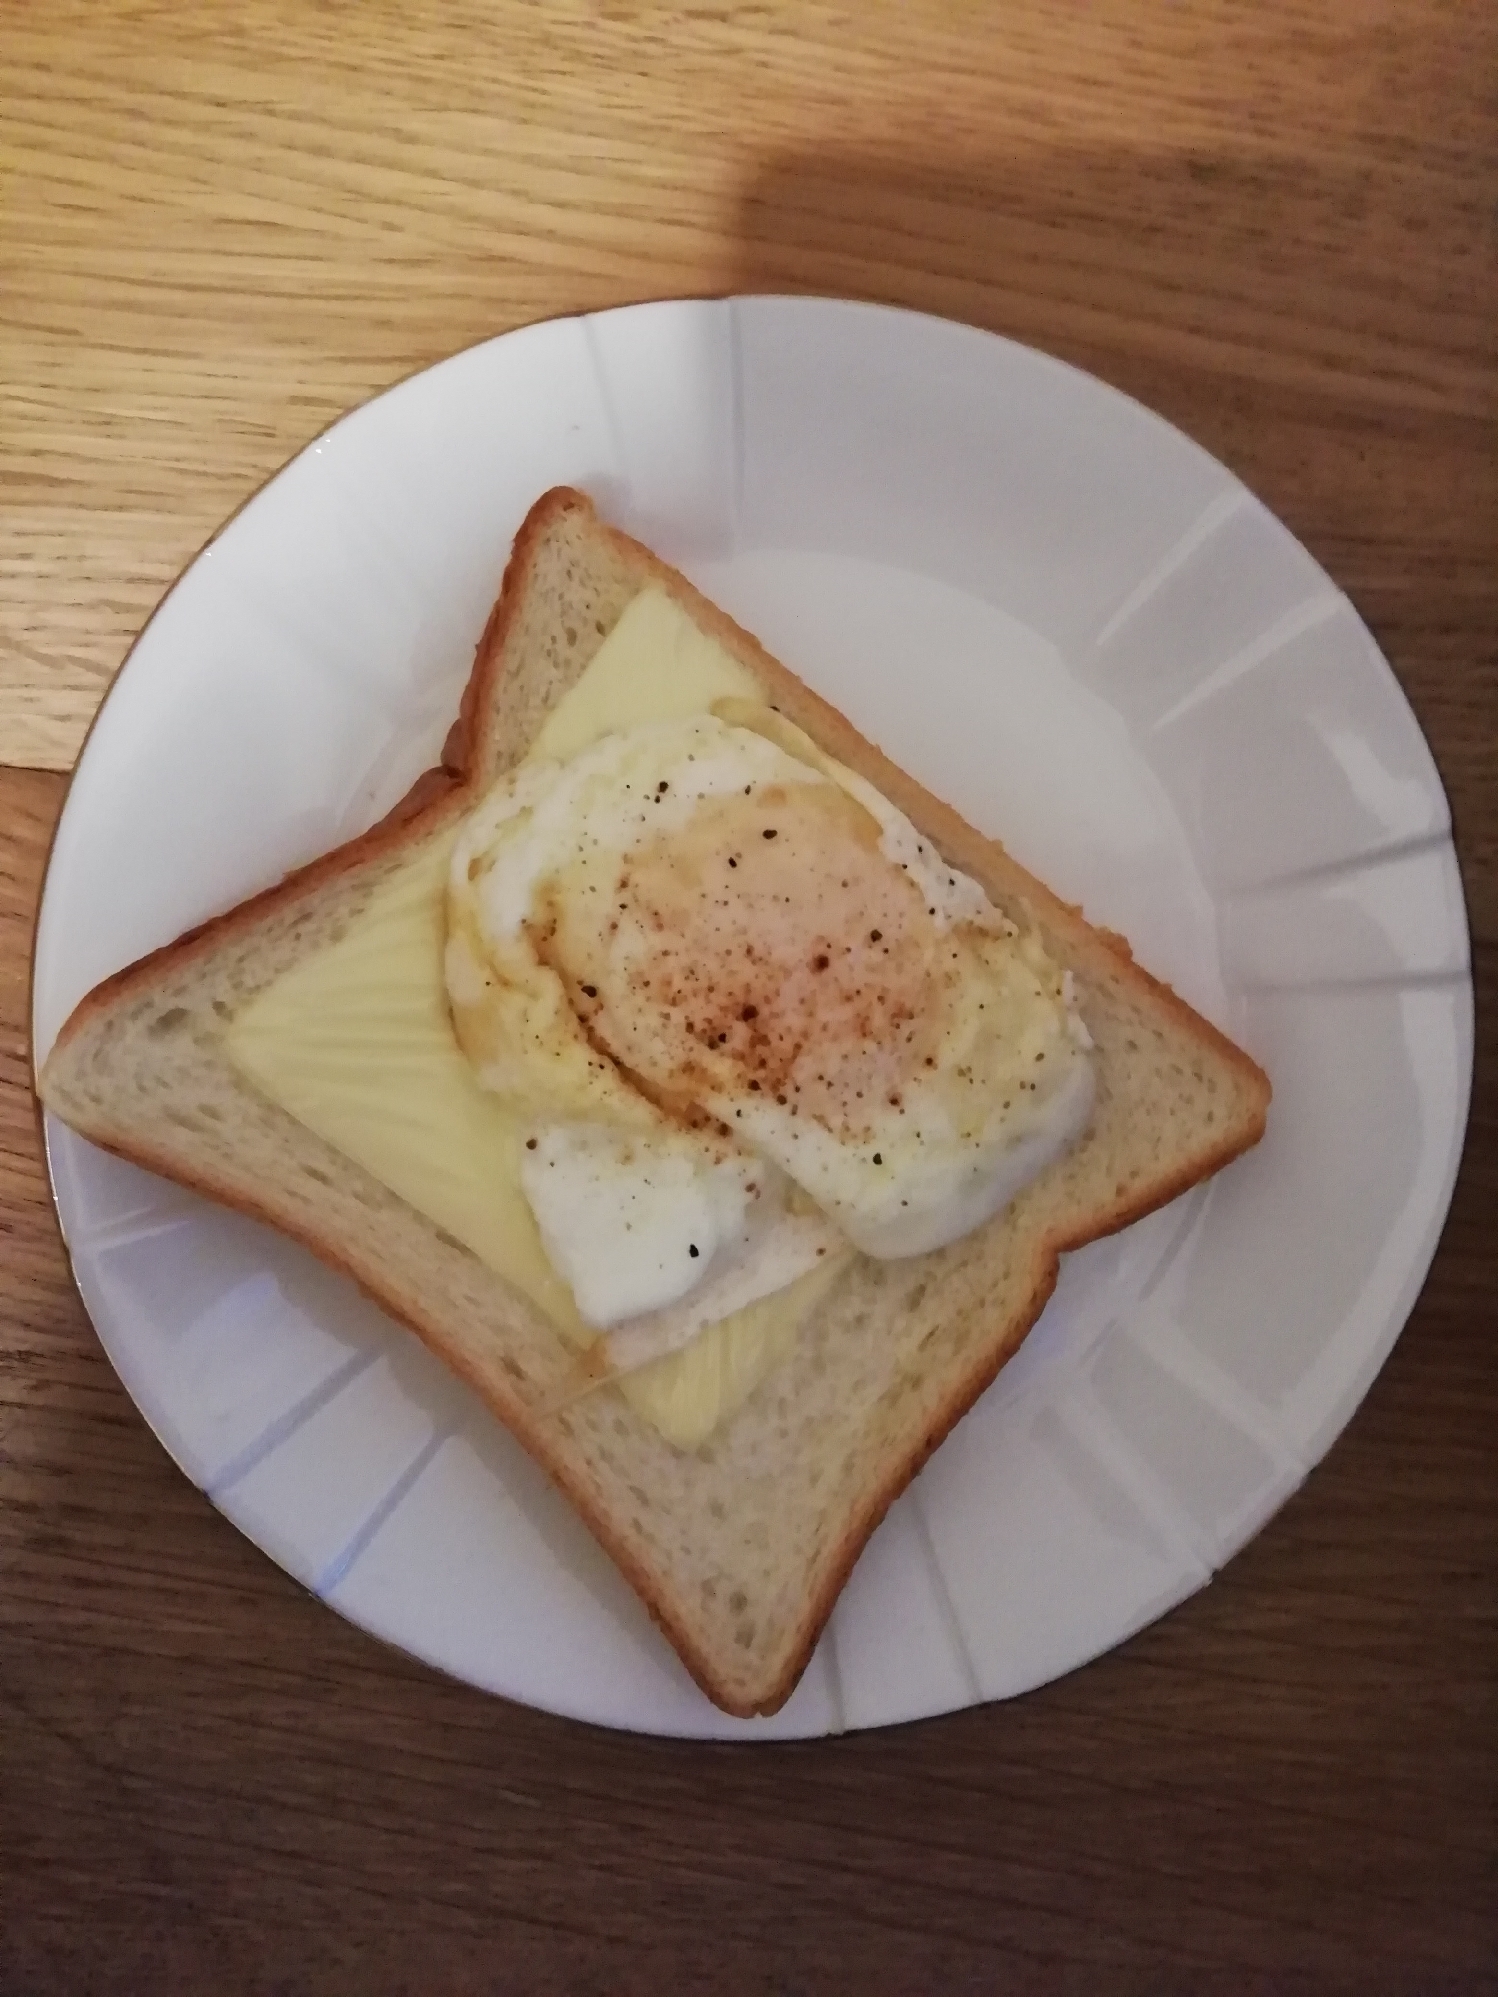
[55,1110,744,1710]
[42,755,467,1079]
[39,483,1269,1720]
[40,489,593,1082]
[748,1133,1266,1716]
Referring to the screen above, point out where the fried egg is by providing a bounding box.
[445,708,1094,1345]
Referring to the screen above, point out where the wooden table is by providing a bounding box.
[3,5,1494,1987]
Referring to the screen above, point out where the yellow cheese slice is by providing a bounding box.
[225,588,842,1449]
[227,833,582,1335]
[530,585,763,761]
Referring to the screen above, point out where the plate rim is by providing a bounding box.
[27,291,1477,1737]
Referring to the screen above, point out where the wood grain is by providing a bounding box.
[2,2,1495,1988]
[4,0,1494,769]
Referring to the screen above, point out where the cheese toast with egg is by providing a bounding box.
[38,487,1270,1716]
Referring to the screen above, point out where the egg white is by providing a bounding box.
[446,710,1094,1342]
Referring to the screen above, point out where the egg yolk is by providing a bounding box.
[538,778,943,1142]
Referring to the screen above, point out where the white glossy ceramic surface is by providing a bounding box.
[33,298,1472,1738]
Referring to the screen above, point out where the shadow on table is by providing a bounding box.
[725,140,1477,518]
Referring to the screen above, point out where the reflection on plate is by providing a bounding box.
[32,298,1472,1738]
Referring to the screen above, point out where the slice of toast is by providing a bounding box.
[38,487,1270,1716]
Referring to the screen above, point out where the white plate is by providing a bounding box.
[32,298,1472,1739]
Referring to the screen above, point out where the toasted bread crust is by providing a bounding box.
[42,1095,747,1706]
[45,490,598,1076]
[40,485,1269,1717]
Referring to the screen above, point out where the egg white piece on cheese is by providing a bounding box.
[445,708,1094,1349]
[519,1121,840,1332]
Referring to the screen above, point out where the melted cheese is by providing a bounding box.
[225,588,835,1448]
